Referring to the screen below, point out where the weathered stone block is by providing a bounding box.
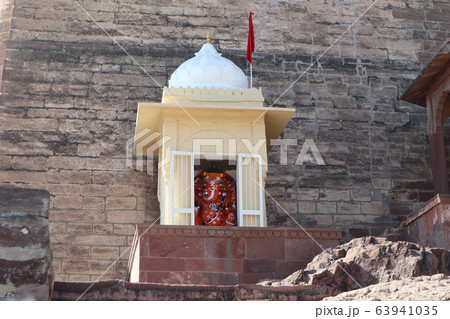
[337,201,362,214]
[0,186,53,300]
[106,210,144,224]
[67,246,90,259]
[105,196,137,210]
[54,196,83,210]
[91,247,119,260]
[317,201,337,214]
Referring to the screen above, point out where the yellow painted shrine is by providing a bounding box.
[134,37,294,227]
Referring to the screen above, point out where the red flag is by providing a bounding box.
[246,12,255,65]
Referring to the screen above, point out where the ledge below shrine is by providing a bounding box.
[386,194,450,250]
[127,225,342,285]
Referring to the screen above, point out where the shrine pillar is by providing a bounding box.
[429,131,449,194]
[402,38,450,195]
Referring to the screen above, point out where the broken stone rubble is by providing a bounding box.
[258,236,450,297]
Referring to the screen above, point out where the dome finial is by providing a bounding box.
[168,35,249,90]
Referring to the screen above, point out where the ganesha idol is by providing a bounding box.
[194,170,237,226]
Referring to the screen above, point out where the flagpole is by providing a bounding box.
[250,63,252,88]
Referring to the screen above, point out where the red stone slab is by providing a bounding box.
[285,239,315,260]
[205,237,246,259]
[140,257,185,271]
[128,225,342,285]
[394,194,450,249]
[147,236,207,258]
[243,259,276,273]
[246,237,285,259]
[185,258,243,273]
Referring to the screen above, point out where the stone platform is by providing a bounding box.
[389,194,450,249]
[52,280,326,301]
[127,225,342,285]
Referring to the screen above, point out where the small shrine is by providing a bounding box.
[128,35,342,285]
[395,37,450,250]
[133,35,294,227]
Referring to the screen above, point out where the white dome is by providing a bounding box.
[168,42,248,90]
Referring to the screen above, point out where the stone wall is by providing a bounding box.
[0,0,14,92]
[0,186,53,300]
[0,0,449,281]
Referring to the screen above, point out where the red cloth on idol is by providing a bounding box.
[194,171,237,226]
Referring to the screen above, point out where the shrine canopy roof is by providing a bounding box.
[134,102,295,156]
[402,38,450,107]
